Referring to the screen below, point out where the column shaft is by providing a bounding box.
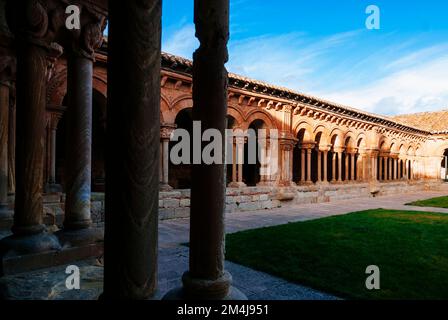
[7,94,15,195]
[317,150,322,182]
[344,153,349,181]
[331,152,337,182]
[379,157,383,181]
[337,152,342,182]
[350,153,355,181]
[0,82,10,215]
[104,0,162,299]
[323,150,328,182]
[306,149,312,182]
[231,142,236,183]
[162,139,169,184]
[64,54,93,229]
[179,0,244,300]
[13,44,47,234]
[300,149,305,182]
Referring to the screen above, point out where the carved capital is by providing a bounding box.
[160,123,177,140]
[64,3,107,61]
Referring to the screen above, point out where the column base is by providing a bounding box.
[160,183,173,192]
[163,271,247,300]
[256,181,274,187]
[228,182,246,188]
[55,227,103,248]
[44,183,63,193]
[0,230,61,255]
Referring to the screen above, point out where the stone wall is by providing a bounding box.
[40,180,444,223]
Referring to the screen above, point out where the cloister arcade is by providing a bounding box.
[36,49,448,198]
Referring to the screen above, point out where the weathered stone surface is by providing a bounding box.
[103,0,162,300]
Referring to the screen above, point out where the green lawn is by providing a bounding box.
[406,195,448,208]
[225,209,448,299]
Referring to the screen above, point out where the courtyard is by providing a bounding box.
[1,187,448,300]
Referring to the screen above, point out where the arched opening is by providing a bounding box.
[356,137,366,181]
[243,119,265,186]
[293,128,307,183]
[441,149,448,181]
[55,101,67,190]
[312,132,322,183]
[344,136,356,182]
[169,108,193,189]
[330,134,343,182]
[55,91,106,193]
[91,90,107,192]
[226,115,237,185]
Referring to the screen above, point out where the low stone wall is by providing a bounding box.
[159,187,282,219]
[38,179,444,223]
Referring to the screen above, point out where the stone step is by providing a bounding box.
[1,242,103,276]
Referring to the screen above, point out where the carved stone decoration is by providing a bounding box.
[0,0,62,254]
[103,0,162,300]
[164,0,246,300]
[56,1,107,247]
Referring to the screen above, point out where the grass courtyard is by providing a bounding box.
[225,209,448,300]
[406,195,448,208]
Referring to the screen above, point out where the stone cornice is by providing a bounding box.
[157,51,431,136]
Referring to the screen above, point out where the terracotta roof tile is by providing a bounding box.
[389,110,448,133]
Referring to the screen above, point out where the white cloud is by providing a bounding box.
[162,24,448,116]
[162,24,197,59]
[319,54,448,115]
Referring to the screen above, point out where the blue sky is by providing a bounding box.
[161,0,448,116]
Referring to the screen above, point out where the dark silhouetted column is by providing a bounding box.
[0,81,12,218]
[164,0,246,300]
[102,0,161,299]
[57,11,106,246]
[0,1,62,253]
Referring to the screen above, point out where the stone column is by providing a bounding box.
[387,157,393,181]
[403,159,408,180]
[371,153,378,181]
[229,136,246,187]
[0,1,62,253]
[356,152,364,181]
[230,141,237,184]
[384,157,388,180]
[165,0,245,300]
[306,148,312,182]
[160,124,176,191]
[277,136,296,186]
[344,152,349,181]
[323,150,328,182]
[0,81,12,218]
[8,88,15,195]
[317,150,322,182]
[300,148,306,183]
[394,158,398,180]
[44,111,62,193]
[257,137,274,186]
[60,15,105,245]
[337,150,343,182]
[331,152,337,182]
[350,153,355,182]
[445,156,448,180]
[103,0,160,299]
[379,156,383,181]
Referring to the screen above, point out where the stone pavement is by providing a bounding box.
[1,186,447,300]
[160,186,448,248]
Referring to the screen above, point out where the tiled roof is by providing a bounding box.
[98,40,446,136]
[389,110,448,133]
